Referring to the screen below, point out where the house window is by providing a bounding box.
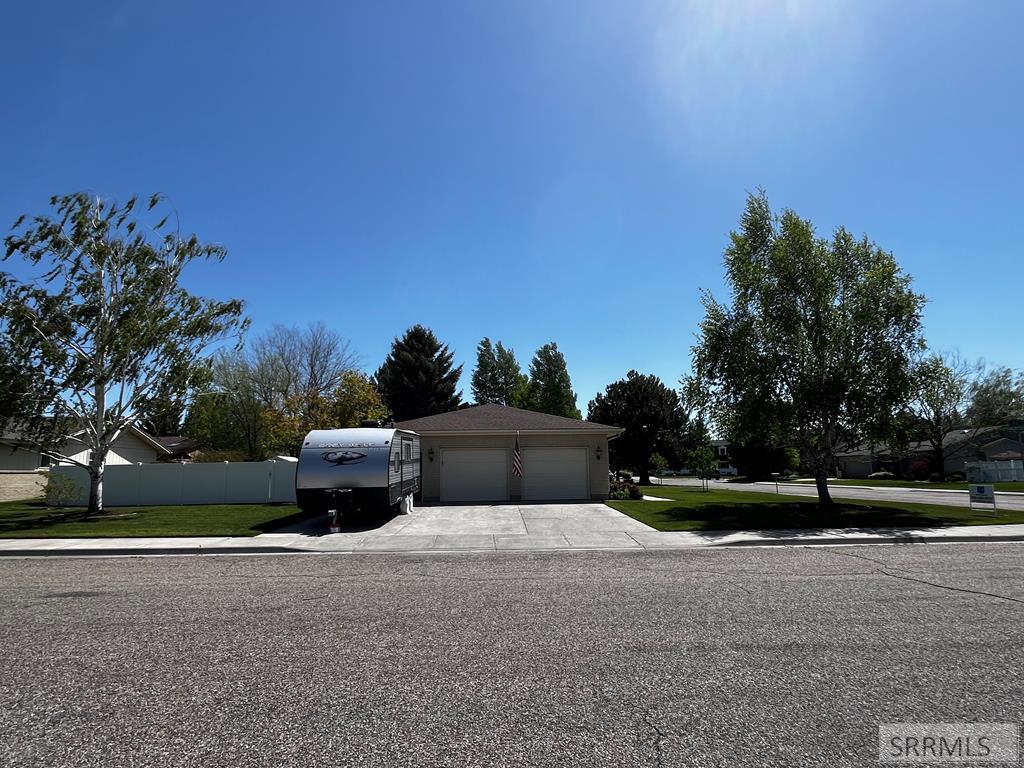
[717,446,727,457]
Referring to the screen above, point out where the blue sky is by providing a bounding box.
[2,1,1022,413]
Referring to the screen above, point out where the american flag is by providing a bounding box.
[512,431,523,477]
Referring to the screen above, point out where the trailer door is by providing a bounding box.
[401,436,414,496]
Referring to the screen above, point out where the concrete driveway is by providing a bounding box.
[289,502,657,552]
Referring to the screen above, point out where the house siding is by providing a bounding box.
[417,433,610,502]
[60,432,161,466]
[0,443,45,471]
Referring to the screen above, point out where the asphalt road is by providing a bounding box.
[2,546,1023,767]
[657,477,1024,512]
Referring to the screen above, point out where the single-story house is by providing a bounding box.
[395,403,622,502]
[0,424,171,471]
[835,426,1023,479]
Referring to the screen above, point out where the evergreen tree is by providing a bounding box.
[471,338,499,404]
[525,342,581,419]
[472,338,529,406]
[374,325,462,420]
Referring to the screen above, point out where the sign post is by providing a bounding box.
[968,484,998,516]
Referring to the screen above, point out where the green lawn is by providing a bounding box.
[784,478,1023,492]
[0,500,309,538]
[608,484,1022,532]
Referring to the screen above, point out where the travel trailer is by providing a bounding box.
[295,427,420,516]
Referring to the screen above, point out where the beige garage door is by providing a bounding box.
[440,449,508,502]
[522,447,589,500]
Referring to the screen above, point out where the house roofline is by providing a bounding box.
[411,428,624,438]
[67,425,173,455]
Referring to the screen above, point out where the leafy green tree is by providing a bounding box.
[689,191,925,508]
[0,335,40,426]
[261,370,388,456]
[525,342,581,419]
[183,351,266,461]
[587,370,691,484]
[471,338,530,406]
[184,324,360,459]
[1,193,246,514]
[906,353,977,481]
[967,366,1024,425]
[135,397,187,436]
[374,325,462,420]
[650,452,668,483]
[687,446,718,491]
[331,371,388,427]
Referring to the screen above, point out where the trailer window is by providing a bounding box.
[403,442,412,460]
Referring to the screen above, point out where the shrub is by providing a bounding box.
[868,471,894,480]
[608,480,642,500]
[947,472,966,482]
[43,471,83,506]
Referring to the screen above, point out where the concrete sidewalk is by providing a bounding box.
[3,522,1024,556]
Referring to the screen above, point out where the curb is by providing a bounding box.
[1,536,1023,556]
[714,534,1024,547]
[772,482,1024,496]
[0,545,313,558]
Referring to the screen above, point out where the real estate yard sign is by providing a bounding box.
[968,484,997,515]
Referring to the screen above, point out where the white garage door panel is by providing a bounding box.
[441,449,508,502]
[523,448,588,500]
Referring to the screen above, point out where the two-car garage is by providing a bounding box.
[439,447,588,502]
[396,404,621,503]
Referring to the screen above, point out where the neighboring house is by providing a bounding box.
[711,439,739,476]
[0,425,171,471]
[155,435,200,463]
[395,403,622,502]
[835,427,1023,479]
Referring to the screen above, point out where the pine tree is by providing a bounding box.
[374,325,462,421]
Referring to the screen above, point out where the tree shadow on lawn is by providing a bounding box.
[0,501,317,536]
[0,501,120,534]
[638,501,962,542]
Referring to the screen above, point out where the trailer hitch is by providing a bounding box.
[324,488,353,534]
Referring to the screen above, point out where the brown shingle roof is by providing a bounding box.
[395,403,620,433]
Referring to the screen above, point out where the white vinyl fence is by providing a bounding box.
[48,459,298,506]
[965,460,1024,484]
